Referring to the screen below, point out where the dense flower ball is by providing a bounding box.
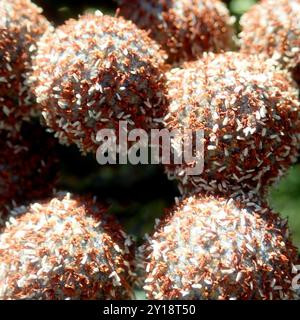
[164,52,300,198]
[0,0,51,131]
[117,0,235,64]
[31,12,168,154]
[0,193,135,299]
[142,194,299,300]
[240,0,300,85]
[0,123,59,225]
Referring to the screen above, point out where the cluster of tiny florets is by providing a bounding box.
[31,12,168,154]
[239,0,300,85]
[164,52,300,198]
[142,194,299,300]
[0,193,135,300]
[0,0,299,302]
[0,0,52,131]
[117,0,235,65]
[0,123,59,226]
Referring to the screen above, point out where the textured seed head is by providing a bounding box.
[31,12,168,154]
[117,0,235,65]
[142,194,299,300]
[164,52,300,198]
[0,193,135,300]
[0,123,59,226]
[240,0,300,85]
[0,0,52,131]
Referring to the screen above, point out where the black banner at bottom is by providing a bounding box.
[0,300,298,319]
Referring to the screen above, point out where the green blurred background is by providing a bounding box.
[32,0,300,249]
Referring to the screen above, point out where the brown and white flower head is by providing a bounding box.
[0,192,135,300]
[117,0,235,65]
[240,0,300,85]
[142,194,299,300]
[31,12,168,154]
[0,0,52,131]
[0,123,59,225]
[164,52,300,198]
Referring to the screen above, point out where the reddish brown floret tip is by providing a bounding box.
[0,193,136,300]
[118,0,236,65]
[32,12,169,154]
[0,0,52,131]
[240,0,300,85]
[142,194,299,300]
[164,52,300,198]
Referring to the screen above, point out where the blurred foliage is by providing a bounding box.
[270,166,300,248]
[229,0,256,16]
[31,0,300,250]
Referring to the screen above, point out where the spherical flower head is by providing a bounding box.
[117,0,235,65]
[0,123,59,225]
[0,193,135,300]
[31,12,169,154]
[240,0,300,85]
[142,194,299,300]
[0,0,52,131]
[164,52,300,198]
